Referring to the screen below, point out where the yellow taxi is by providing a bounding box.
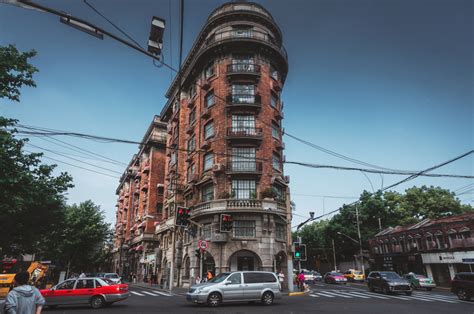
[343,269,365,282]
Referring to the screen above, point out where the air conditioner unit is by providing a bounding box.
[212,163,225,173]
[211,232,228,243]
[284,175,290,184]
[201,80,211,90]
[201,108,211,119]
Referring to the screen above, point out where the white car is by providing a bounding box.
[98,273,121,284]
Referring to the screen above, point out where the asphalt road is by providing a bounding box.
[4,282,472,314]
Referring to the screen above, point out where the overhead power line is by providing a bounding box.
[285,161,474,179]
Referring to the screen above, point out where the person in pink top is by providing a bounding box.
[298,271,305,291]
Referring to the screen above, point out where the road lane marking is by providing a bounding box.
[343,291,371,299]
[141,291,160,296]
[309,294,319,298]
[151,291,172,297]
[315,292,335,298]
[410,295,458,303]
[130,291,145,296]
[416,293,458,300]
[322,291,352,298]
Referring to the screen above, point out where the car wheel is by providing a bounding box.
[207,292,222,307]
[426,288,432,291]
[382,286,389,295]
[405,291,412,296]
[90,296,105,309]
[368,284,375,292]
[262,291,274,306]
[456,288,471,301]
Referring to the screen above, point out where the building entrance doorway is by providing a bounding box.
[228,250,262,272]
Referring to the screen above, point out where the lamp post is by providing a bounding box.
[295,212,314,271]
[337,229,365,276]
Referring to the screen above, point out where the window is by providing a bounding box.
[234,220,256,238]
[172,99,180,112]
[232,115,255,134]
[271,93,278,108]
[187,136,195,154]
[270,64,279,80]
[204,152,214,171]
[232,179,256,199]
[204,121,215,139]
[75,279,94,289]
[232,27,253,38]
[272,153,281,170]
[243,273,276,283]
[276,223,285,241]
[232,84,254,103]
[272,122,280,138]
[56,280,75,290]
[189,84,196,99]
[232,54,254,71]
[202,224,212,240]
[231,147,256,171]
[273,185,285,201]
[205,91,215,108]
[187,164,195,182]
[189,108,196,125]
[227,273,242,284]
[201,184,214,202]
[170,151,177,165]
[205,63,215,78]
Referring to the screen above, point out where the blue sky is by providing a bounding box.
[1,0,472,226]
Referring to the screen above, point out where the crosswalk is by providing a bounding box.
[309,289,463,304]
[130,290,173,297]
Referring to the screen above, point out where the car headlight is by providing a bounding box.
[388,282,397,286]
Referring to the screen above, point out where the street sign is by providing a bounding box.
[198,240,208,250]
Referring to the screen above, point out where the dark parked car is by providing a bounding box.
[367,271,412,296]
[451,272,474,301]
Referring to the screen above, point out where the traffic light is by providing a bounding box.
[220,214,233,232]
[293,243,307,261]
[176,206,191,226]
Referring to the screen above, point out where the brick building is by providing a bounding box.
[368,212,474,286]
[154,2,291,288]
[112,116,167,280]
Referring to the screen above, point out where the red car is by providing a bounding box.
[40,277,129,309]
[324,272,348,284]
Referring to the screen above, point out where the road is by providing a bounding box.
[3,282,472,313]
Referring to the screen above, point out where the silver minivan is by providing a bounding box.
[186,271,282,307]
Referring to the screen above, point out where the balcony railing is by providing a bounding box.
[227,63,261,75]
[206,30,287,62]
[226,94,261,110]
[227,127,262,139]
[451,237,474,248]
[191,198,288,216]
[227,161,262,173]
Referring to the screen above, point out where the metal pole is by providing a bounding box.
[169,227,175,292]
[332,239,337,271]
[356,206,365,276]
[378,217,382,231]
[199,251,203,282]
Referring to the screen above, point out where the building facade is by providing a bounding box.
[368,212,474,286]
[112,116,167,281]
[155,2,291,288]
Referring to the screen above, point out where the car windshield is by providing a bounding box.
[208,273,230,283]
[415,275,427,279]
[354,271,363,275]
[100,278,115,285]
[105,274,119,278]
[381,272,401,279]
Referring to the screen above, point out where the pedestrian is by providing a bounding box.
[78,272,86,279]
[298,271,305,292]
[206,270,213,281]
[5,271,45,314]
[278,270,285,284]
[195,276,200,285]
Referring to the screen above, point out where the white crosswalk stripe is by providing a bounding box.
[151,291,172,297]
[130,291,145,296]
[141,291,161,296]
[309,290,460,304]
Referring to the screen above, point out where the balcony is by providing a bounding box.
[192,198,288,217]
[451,238,474,249]
[226,161,262,174]
[226,127,262,142]
[226,94,261,112]
[226,63,261,79]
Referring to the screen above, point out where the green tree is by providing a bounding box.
[45,201,112,273]
[0,44,38,102]
[0,118,73,255]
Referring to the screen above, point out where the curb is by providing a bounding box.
[288,291,308,296]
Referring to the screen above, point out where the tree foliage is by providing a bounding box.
[43,201,112,272]
[0,45,38,102]
[0,117,73,255]
[299,186,473,269]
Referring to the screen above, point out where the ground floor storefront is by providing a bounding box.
[421,251,474,286]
